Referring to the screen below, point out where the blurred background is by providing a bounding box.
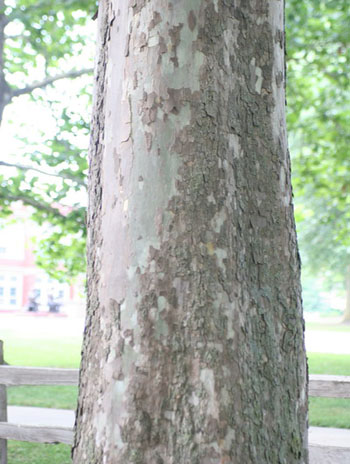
[0,0,349,462]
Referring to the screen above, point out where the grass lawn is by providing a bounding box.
[1,315,82,463]
[8,385,78,410]
[8,441,71,464]
[4,325,81,410]
[3,330,82,368]
[308,353,350,429]
[309,397,350,428]
[308,353,350,375]
[5,324,81,410]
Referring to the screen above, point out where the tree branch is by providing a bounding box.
[0,160,86,186]
[0,193,66,217]
[11,68,94,98]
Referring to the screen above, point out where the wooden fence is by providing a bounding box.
[0,341,78,464]
[0,340,349,463]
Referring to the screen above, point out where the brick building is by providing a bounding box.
[0,206,82,313]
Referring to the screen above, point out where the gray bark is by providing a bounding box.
[73,1,308,463]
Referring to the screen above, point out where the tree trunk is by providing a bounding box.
[73,1,308,463]
[342,265,350,323]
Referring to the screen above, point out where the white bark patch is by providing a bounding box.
[189,392,200,406]
[148,297,170,338]
[211,209,227,233]
[138,178,144,190]
[112,382,127,449]
[250,57,263,94]
[207,342,224,352]
[255,66,263,93]
[226,310,235,340]
[229,133,242,159]
[119,99,132,143]
[107,349,116,363]
[279,165,290,206]
[94,377,129,450]
[157,296,167,311]
[223,18,240,49]
[148,34,159,47]
[222,428,236,451]
[200,368,219,420]
[214,247,227,272]
[207,193,216,204]
[164,410,174,421]
[268,1,287,149]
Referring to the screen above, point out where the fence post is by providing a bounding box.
[0,341,7,464]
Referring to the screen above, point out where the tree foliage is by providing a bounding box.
[286,0,350,282]
[0,0,95,280]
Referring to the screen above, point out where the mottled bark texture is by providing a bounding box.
[73,1,308,463]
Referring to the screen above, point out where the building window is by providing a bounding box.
[0,288,3,296]
[10,299,16,305]
[10,276,17,282]
[10,288,16,297]
[0,248,6,254]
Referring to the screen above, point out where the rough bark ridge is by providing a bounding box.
[73,0,308,463]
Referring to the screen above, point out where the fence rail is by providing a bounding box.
[0,341,349,463]
[0,341,79,463]
[0,422,73,445]
[309,374,350,398]
[0,366,79,387]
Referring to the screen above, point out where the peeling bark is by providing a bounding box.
[73,1,308,463]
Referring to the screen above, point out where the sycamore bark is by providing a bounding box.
[73,1,308,463]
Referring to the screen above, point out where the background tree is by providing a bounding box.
[73,1,308,462]
[0,0,95,279]
[286,0,350,319]
[295,198,350,321]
